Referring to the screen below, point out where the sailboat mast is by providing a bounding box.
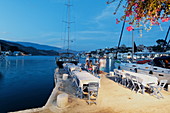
[132,29,134,62]
[67,0,71,53]
[163,26,170,52]
[115,18,126,59]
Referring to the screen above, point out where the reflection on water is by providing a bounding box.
[0,56,56,113]
[0,72,3,80]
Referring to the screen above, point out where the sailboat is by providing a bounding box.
[56,0,79,68]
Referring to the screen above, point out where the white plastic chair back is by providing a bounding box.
[159,80,168,88]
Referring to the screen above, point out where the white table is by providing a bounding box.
[116,69,158,94]
[123,70,158,87]
[63,63,81,75]
[72,70,100,98]
[73,71,100,88]
[68,65,81,72]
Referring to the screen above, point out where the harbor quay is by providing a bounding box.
[10,68,170,113]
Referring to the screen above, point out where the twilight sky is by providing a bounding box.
[0,0,169,51]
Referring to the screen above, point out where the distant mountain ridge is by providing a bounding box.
[16,41,78,53]
[16,42,63,52]
[0,40,59,56]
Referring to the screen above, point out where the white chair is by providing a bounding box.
[136,77,143,93]
[149,79,167,99]
[114,69,122,83]
[109,71,117,82]
[87,82,99,105]
[72,76,83,98]
[130,75,143,93]
[125,73,131,88]
[130,75,138,91]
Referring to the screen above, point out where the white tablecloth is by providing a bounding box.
[73,71,100,88]
[63,63,81,73]
[68,65,81,72]
[119,70,158,87]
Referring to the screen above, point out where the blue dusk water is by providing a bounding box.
[0,56,56,113]
[0,56,115,113]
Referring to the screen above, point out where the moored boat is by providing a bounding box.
[56,53,79,68]
[55,0,79,68]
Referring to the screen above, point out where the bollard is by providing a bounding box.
[63,74,68,80]
[57,93,68,108]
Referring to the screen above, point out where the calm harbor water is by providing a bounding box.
[0,56,56,113]
[0,56,115,113]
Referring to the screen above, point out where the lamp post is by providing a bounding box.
[132,29,134,62]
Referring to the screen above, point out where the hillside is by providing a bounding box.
[16,42,63,52]
[0,40,59,56]
[16,41,78,54]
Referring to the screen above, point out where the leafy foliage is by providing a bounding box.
[107,0,170,31]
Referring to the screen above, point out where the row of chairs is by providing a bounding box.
[62,63,99,104]
[113,69,143,93]
[125,73,143,93]
[111,69,167,99]
[72,75,99,104]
